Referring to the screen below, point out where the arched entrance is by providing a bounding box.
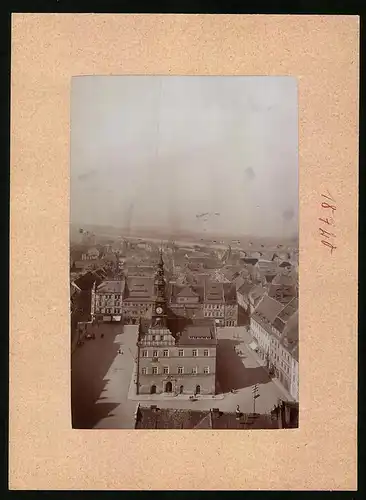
[179,385,184,394]
[150,385,157,394]
[165,381,172,393]
[195,385,201,395]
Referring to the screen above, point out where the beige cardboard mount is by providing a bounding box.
[10,14,358,490]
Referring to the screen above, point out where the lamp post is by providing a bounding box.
[252,384,260,414]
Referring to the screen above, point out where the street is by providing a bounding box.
[71,324,291,429]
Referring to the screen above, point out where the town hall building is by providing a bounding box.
[136,251,217,396]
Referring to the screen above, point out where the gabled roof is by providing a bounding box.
[177,286,199,298]
[268,282,297,304]
[253,295,285,324]
[204,282,224,302]
[237,282,254,297]
[96,280,124,294]
[249,285,267,303]
[175,318,217,345]
[124,277,154,299]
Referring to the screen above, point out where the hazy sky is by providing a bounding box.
[71,76,298,238]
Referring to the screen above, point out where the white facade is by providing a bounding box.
[290,357,299,401]
[250,317,270,358]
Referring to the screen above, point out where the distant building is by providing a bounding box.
[136,252,217,396]
[81,247,100,261]
[93,280,125,322]
[134,404,298,429]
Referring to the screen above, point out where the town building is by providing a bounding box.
[223,283,238,326]
[81,247,100,260]
[250,295,285,363]
[169,284,205,320]
[92,279,125,322]
[134,403,298,429]
[136,251,217,396]
[203,282,225,326]
[122,276,155,324]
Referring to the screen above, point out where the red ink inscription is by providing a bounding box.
[319,191,337,254]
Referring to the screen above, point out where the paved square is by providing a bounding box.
[72,324,292,429]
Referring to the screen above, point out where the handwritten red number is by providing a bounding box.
[319,217,335,226]
[321,201,336,214]
[321,240,337,253]
[321,191,335,203]
[319,228,336,239]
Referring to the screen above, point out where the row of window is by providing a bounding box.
[204,311,222,317]
[98,294,121,299]
[126,303,152,308]
[205,304,223,309]
[141,366,210,375]
[96,308,121,314]
[97,300,121,306]
[142,348,210,358]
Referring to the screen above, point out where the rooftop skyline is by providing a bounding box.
[71,76,298,239]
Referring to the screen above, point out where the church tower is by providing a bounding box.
[151,248,168,328]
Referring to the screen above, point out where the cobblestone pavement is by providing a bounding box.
[72,324,290,429]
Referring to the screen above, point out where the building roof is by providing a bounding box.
[124,277,154,300]
[204,282,224,303]
[242,258,258,266]
[277,297,298,322]
[169,284,204,303]
[177,321,217,346]
[253,295,285,325]
[135,407,211,429]
[135,407,281,429]
[210,410,280,429]
[237,282,254,297]
[96,280,124,294]
[177,286,199,298]
[249,284,267,303]
[279,261,292,268]
[268,284,297,305]
[272,274,296,286]
[223,283,237,303]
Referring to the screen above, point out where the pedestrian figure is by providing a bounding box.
[101,333,104,339]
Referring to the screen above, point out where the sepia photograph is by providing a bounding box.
[70,75,299,430]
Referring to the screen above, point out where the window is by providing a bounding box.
[152,335,155,341]
[114,308,121,314]
[204,349,209,357]
[142,367,147,375]
[153,351,158,357]
[192,367,197,374]
[178,349,184,357]
[192,349,197,357]
[163,350,169,357]
[142,351,148,357]
[152,366,158,374]
[163,366,169,374]
[204,366,210,374]
[178,366,184,374]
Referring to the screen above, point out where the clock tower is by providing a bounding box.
[151,249,168,327]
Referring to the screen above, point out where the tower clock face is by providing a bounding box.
[156,306,163,315]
